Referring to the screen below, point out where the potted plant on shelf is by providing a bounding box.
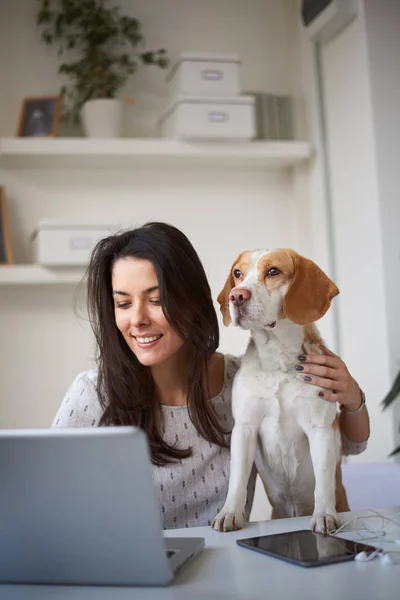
[36,0,169,138]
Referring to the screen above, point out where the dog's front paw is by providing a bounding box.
[211,507,244,532]
[311,512,338,534]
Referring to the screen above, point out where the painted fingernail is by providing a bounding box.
[298,355,307,361]
[295,365,304,371]
[318,391,324,397]
[304,376,312,382]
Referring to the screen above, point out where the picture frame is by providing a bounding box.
[0,187,13,265]
[17,95,62,138]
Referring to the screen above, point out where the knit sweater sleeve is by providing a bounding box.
[52,370,103,428]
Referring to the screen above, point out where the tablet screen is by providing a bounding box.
[237,530,376,567]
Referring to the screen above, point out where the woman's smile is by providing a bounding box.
[133,334,163,348]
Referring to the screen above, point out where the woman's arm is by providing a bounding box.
[297,346,370,444]
[339,389,369,443]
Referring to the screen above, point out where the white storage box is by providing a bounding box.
[32,222,121,267]
[159,95,255,141]
[167,52,241,97]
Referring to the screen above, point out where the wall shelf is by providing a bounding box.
[0,265,85,286]
[0,138,312,170]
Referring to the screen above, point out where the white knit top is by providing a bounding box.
[52,354,367,529]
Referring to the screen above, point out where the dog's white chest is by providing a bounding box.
[232,352,313,424]
[232,342,329,502]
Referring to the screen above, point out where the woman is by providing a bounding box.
[53,222,370,529]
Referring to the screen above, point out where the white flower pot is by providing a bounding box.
[81,98,123,138]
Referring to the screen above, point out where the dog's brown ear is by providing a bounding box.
[217,268,235,327]
[282,252,339,325]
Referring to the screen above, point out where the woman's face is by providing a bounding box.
[112,257,185,367]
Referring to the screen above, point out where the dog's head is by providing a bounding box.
[217,249,339,329]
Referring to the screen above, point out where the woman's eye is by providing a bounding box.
[116,302,131,309]
[149,298,161,306]
[233,269,242,279]
[266,267,281,277]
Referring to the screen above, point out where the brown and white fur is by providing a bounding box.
[212,248,349,534]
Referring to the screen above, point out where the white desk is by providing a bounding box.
[2,507,399,600]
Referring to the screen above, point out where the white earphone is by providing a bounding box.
[354,549,399,565]
[354,550,379,562]
[332,509,400,567]
[380,554,395,566]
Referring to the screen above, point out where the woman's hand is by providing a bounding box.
[296,346,370,445]
[296,346,362,410]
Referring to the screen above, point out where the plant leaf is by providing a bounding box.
[381,370,400,409]
[36,0,170,119]
[389,445,400,457]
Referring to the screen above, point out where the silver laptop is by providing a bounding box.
[0,426,204,586]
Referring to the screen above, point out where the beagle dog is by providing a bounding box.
[212,248,349,534]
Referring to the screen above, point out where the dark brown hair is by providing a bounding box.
[86,222,227,465]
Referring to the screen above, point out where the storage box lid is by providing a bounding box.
[35,221,121,231]
[159,95,255,126]
[178,52,241,63]
[167,52,241,83]
[31,221,121,240]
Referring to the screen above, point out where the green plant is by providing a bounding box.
[382,371,400,456]
[37,0,169,122]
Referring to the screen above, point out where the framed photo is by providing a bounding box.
[17,95,62,138]
[0,187,13,265]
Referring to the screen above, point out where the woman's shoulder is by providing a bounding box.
[208,353,241,403]
[224,353,242,377]
[65,369,99,401]
[52,369,102,428]
[69,368,98,387]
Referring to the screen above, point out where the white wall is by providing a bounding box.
[289,0,338,349]
[364,0,400,453]
[319,1,395,461]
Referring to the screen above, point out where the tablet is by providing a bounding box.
[236,529,377,568]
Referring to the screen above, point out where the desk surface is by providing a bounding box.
[2,507,399,600]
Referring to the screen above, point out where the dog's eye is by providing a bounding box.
[233,269,242,279]
[267,267,281,277]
